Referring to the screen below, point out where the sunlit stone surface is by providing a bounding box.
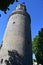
[0,4,32,65]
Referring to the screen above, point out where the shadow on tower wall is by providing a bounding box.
[23,14,32,65]
[5,50,25,65]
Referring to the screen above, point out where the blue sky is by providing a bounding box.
[0,0,43,44]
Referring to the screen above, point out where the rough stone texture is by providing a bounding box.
[0,4,32,65]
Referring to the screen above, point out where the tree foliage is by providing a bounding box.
[32,35,39,53]
[32,28,43,64]
[0,0,18,14]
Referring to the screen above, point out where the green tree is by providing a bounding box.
[32,35,39,54]
[32,28,43,65]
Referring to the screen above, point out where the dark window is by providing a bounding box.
[13,22,15,24]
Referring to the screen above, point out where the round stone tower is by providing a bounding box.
[0,4,32,65]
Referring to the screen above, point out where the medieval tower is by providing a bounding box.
[0,4,32,65]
